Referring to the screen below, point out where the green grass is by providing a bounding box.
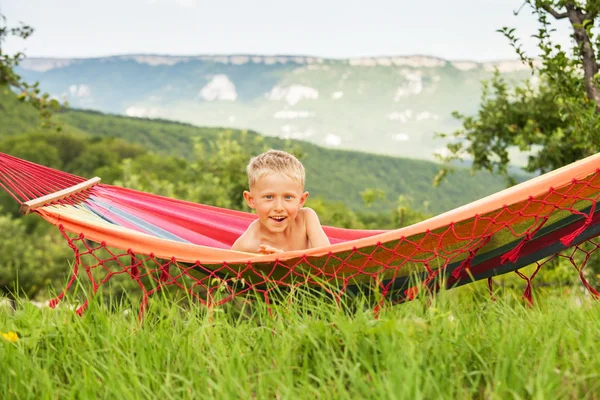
[1,285,599,399]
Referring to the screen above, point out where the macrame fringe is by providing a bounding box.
[561,214,594,246]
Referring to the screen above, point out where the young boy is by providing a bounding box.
[231,149,330,254]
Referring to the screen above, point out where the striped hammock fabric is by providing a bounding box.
[0,152,599,315]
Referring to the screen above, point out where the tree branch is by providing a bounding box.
[563,2,600,110]
[514,1,528,15]
[542,4,569,19]
[584,10,600,21]
[583,0,600,20]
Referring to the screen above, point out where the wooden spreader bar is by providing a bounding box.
[19,177,101,215]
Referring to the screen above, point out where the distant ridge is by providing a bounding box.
[15,53,535,161]
[19,54,537,72]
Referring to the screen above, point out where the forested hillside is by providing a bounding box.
[16,55,531,160]
[0,86,508,216]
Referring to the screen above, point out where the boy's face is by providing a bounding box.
[244,172,308,234]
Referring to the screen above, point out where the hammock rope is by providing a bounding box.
[0,151,599,317]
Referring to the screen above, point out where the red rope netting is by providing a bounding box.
[50,235,600,319]
[1,152,599,318]
[49,190,600,319]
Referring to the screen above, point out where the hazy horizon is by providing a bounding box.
[19,52,539,63]
[3,0,573,62]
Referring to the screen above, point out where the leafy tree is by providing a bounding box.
[0,210,72,300]
[436,1,600,281]
[0,12,63,128]
[307,197,365,229]
[360,188,386,208]
[436,0,600,185]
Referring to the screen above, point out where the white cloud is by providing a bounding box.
[125,106,158,118]
[387,109,413,123]
[266,85,319,106]
[324,133,342,146]
[68,84,91,98]
[279,125,315,140]
[198,75,237,101]
[394,71,423,100]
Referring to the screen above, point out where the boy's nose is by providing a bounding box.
[273,199,284,211]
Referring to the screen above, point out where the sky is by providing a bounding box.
[1,0,574,61]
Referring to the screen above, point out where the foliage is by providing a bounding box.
[0,211,71,299]
[360,188,386,208]
[436,0,600,185]
[0,13,62,129]
[56,108,512,214]
[0,131,147,222]
[0,87,510,215]
[189,132,264,210]
[306,198,366,229]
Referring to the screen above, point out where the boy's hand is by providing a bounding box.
[258,244,284,254]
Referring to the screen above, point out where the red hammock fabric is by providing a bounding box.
[88,185,385,247]
[0,151,599,317]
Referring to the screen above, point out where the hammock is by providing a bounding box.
[0,151,599,316]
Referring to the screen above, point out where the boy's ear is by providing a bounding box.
[300,191,309,207]
[243,191,255,209]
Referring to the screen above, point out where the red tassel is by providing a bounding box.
[373,304,381,319]
[452,237,491,278]
[579,271,600,299]
[404,286,419,300]
[422,270,439,288]
[76,300,89,316]
[502,233,532,264]
[522,281,533,306]
[515,270,534,306]
[560,216,593,246]
[452,252,474,278]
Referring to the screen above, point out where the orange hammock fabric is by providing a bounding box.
[0,152,599,315]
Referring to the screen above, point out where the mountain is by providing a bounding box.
[0,85,510,215]
[15,54,534,161]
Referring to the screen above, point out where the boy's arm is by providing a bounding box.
[232,223,275,254]
[231,237,249,252]
[304,208,331,248]
[258,244,283,254]
[231,229,256,253]
[234,240,282,254]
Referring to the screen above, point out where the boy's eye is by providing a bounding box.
[265,195,273,200]
[285,195,293,200]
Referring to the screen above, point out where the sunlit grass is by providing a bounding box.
[1,284,599,399]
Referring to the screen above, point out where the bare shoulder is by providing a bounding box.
[301,207,330,248]
[231,220,260,253]
[299,207,320,222]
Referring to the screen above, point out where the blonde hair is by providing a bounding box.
[246,149,305,189]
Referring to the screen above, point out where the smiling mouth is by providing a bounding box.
[270,216,287,222]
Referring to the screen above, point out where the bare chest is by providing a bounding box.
[259,222,309,252]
